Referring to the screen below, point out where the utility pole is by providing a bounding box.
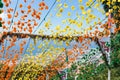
[108,9,112,80]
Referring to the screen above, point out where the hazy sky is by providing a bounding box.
[0,0,109,57]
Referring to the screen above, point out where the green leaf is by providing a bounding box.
[0,10,2,14]
[0,2,3,8]
[0,22,2,27]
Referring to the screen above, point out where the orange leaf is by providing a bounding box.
[7,13,12,19]
[19,4,23,8]
[7,20,11,25]
[27,9,31,14]
[78,36,83,43]
[21,10,25,13]
[0,17,2,21]
[3,0,7,3]
[27,5,31,9]
[45,6,48,10]
[15,12,18,17]
[39,7,44,10]
[5,3,9,7]
[24,0,27,3]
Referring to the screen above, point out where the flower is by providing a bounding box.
[78,0,82,3]
[86,2,90,6]
[77,22,82,27]
[55,25,61,30]
[71,6,75,10]
[82,11,86,15]
[68,12,71,16]
[94,21,97,25]
[57,3,62,8]
[62,20,66,24]
[113,5,117,9]
[82,16,85,20]
[59,8,63,13]
[56,13,62,17]
[57,0,60,2]
[94,3,100,8]
[64,3,68,8]
[80,5,84,10]
[87,9,92,14]
[44,21,51,28]
[88,0,93,2]
[65,25,70,29]
[106,1,110,7]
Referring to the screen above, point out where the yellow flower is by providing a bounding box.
[64,3,68,8]
[56,13,62,17]
[44,21,51,28]
[106,1,110,7]
[88,14,96,19]
[87,26,92,30]
[86,2,90,6]
[62,20,66,24]
[94,3,100,8]
[82,11,86,15]
[78,0,82,2]
[113,6,117,9]
[68,12,71,16]
[57,0,60,2]
[88,0,93,2]
[80,5,84,10]
[98,18,100,21]
[87,9,92,13]
[76,12,80,18]
[66,25,70,29]
[38,44,42,48]
[59,8,63,13]
[68,18,72,23]
[72,20,76,24]
[85,18,88,21]
[77,22,82,27]
[57,3,62,8]
[62,29,66,32]
[55,25,61,30]
[94,22,97,25]
[112,0,116,2]
[105,12,109,16]
[101,0,105,3]
[71,6,75,10]
[82,16,85,20]
[18,78,22,80]
[88,14,93,18]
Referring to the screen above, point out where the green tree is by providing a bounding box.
[0,0,3,27]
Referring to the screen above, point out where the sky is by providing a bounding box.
[0,0,109,59]
[0,0,107,34]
